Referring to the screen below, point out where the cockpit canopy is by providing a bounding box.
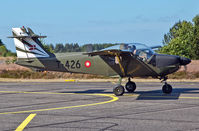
[102,43,155,61]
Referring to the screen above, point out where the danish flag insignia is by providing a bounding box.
[29,45,36,50]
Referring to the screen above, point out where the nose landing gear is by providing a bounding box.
[125,77,136,93]
[162,84,172,94]
[161,76,172,94]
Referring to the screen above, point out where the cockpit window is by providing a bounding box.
[135,49,154,61]
[102,43,155,61]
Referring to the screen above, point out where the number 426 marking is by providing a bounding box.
[65,60,81,69]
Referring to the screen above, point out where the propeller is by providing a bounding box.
[178,56,191,74]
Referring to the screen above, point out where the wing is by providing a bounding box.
[84,49,130,56]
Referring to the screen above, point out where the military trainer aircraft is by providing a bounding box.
[8,27,191,96]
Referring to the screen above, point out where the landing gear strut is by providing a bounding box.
[161,76,172,94]
[125,77,136,93]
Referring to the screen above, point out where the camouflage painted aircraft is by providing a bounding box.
[8,27,191,96]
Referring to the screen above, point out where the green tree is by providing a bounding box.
[159,20,194,59]
[54,43,65,53]
[160,15,199,59]
[0,39,16,57]
[42,43,54,53]
[192,15,199,59]
[49,44,55,51]
[73,43,80,52]
[39,38,54,53]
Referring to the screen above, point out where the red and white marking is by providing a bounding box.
[29,45,36,50]
[85,60,91,68]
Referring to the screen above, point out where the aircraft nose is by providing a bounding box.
[179,57,191,65]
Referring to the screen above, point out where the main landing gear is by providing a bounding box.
[113,77,136,96]
[113,85,125,96]
[161,76,173,94]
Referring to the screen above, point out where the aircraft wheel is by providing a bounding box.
[113,85,125,96]
[162,84,172,94]
[125,81,136,93]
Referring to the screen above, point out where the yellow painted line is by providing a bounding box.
[65,79,75,82]
[0,91,118,115]
[15,113,36,131]
[179,96,199,99]
[124,94,199,99]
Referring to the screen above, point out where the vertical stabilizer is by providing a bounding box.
[9,27,54,58]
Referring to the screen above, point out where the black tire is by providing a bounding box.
[113,85,125,96]
[125,81,136,93]
[162,84,172,94]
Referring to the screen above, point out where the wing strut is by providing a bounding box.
[115,54,125,76]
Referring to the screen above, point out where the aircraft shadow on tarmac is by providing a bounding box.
[60,88,199,100]
[135,88,199,100]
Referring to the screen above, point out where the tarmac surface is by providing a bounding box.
[0,81,199,131]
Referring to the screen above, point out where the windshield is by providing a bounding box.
[102,43,155,61]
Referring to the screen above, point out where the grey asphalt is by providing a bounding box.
[0,81,199,131]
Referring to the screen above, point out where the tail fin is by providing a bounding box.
[8,26,54,58]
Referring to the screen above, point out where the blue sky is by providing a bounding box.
[0,0,199,52]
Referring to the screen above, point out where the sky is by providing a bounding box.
[0,0,199,52]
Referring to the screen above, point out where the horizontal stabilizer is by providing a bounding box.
[7,35,47,38]
[8,26,47,38]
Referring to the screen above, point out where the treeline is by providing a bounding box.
[159,14,199,59]
[0,38,115,56]
[43,43,115,53]
[0,39,16,57]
